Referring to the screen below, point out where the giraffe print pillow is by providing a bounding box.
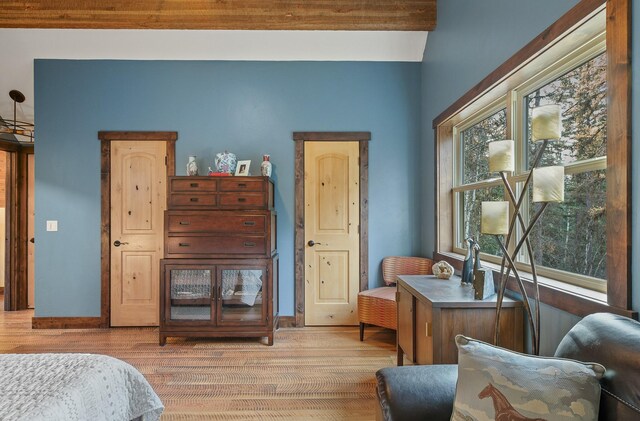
[451,335,605,421]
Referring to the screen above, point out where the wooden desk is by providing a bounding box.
[396,275,523,365]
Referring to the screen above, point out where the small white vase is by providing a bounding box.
[261,155,272,177]
[187,156,198,176]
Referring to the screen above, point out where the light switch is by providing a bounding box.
[46,220,58,232]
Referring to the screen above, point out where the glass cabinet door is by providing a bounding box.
[218,267,266,325]
[168,268,213,322]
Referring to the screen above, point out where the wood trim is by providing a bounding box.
[0,1,436,31]
[100,140,110,327]
[293,132,371,142]
[359,141,369,293]
[15,146,32,310]
[435,125,454,252]
[4,151,18,310]
[432,0,606,128]
[604,0,631,309]
[433,252,638,320]
[0,139,21,152]
[294,140,305,328]
[100,131,177,328]
[98,131,177,141]
[277,316,297,328]
[293,132,370,327]
[32,317,103,329]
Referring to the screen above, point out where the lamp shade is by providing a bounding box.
[531,104,561,141]
[488,140,515,172]
[533,166,565,203]
[481,201,510,235]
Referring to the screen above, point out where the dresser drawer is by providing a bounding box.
[167,212,267,234]
[219,179,264,192]
[166,236,266,256]
[170,178,217,192]
[219,193,266,208]
[169,194,217,208]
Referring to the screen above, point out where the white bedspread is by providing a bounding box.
[0,353,163,421]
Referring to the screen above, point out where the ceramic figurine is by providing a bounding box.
[473,241,482,272]
[261,154,272,177]
[186,156,198,176]
[215,151,237,174]
[432,260,454,280]
[461,237,475,285]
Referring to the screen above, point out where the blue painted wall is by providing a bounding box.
[34,60,422,317]
[419,0,591,355]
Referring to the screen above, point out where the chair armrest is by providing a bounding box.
[375,365,457,421]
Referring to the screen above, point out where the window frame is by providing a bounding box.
[433,0,634,318]
[452,42,608,292]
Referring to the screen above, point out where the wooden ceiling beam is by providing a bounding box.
[0,1,436,31]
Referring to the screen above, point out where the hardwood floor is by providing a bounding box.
[0,307,396,420]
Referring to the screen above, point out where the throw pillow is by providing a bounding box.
[451,335,605,421]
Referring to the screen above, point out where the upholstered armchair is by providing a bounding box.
[358,256,434,341]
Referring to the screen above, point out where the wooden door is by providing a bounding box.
[110,141,166,326]
[304,141,359,325]
[27,153,35,308]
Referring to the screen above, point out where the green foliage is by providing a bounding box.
[525,53,607,279]
[462,110,507,184]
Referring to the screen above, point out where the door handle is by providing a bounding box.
[113,240,129,247]
[307,240,323,247]
[30,237,35,244]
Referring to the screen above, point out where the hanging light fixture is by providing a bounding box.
[0,90,34,142]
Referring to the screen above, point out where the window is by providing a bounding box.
[454,108,507,258]
[522,53,607,284]
[436,0,633,312]
[450,46,607,291]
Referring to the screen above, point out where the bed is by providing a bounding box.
[0,353,163,421]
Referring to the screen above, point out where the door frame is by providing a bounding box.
[0,139,32,311]
[292,131,370,327]
[99,131,177,328]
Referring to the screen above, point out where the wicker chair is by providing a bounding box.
[358,256,434,341]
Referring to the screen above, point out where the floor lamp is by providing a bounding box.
[481,104,564,355]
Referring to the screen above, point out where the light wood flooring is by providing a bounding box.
[0,308,396,420]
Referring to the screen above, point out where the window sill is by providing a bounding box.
[433,251,635,319]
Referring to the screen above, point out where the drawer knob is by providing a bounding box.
[238,183,247,188]
[243,221,256,226]
[238,198,247,202]
[179,221,191,225]
[190,197,199,202]
[190,183,199,187]
[244,242,256,247]
[178,242,190,247]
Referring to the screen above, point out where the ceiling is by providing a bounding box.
[0,0,437,31]
[0,1,434,129]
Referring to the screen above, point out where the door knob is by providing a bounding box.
[30,237,35,244]
[113,240,129,247]
[308,240,322,247]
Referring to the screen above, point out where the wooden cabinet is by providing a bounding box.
[168,176,273,209]
[160,176,278,345]
[160,257,278,345]
[396,275,523,365]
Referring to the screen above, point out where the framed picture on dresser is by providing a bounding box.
[235,160,251,176]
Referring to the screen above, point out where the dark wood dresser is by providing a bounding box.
[160,176,278,345]
[396,275,523,365]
